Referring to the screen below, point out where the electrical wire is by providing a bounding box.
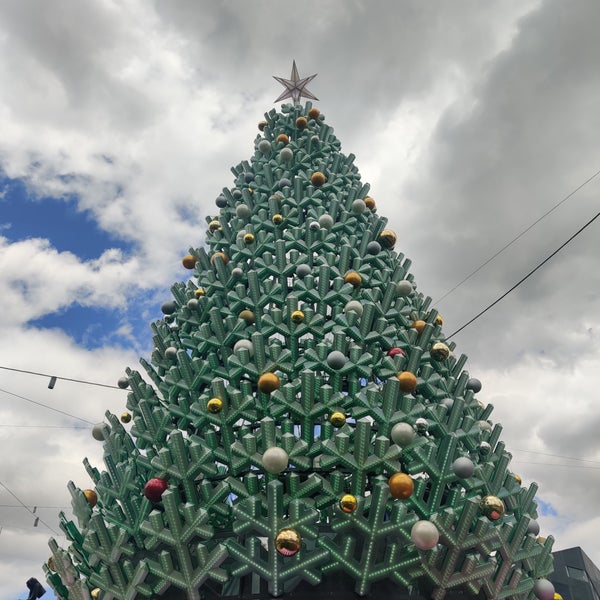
[512,448,600,465]
[446,207,600,339]
[0,365,122,390]
[434,167,600,305]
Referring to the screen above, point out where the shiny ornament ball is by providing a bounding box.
[194,288,206,297]
[239,310,255,324]
[378,229,397,248]
[120,412,132,424]
[280,147,293,162]
[388,473,414,499]
[533,579,555,600]
[272,213,283,224]
[296,116,308,129]
[262,447,288,474]
[366,241,381,255]
[435,314,444,326]
[232,189,242,199]
[291,310,305,323]
[344,271,362,286]
[208,220,221,233]
[411,520,439,550]
[553,594,563,600]
[236,204,252,219]
[258,139,272,154]
[215,195,227,208]
[308,108,320,120]
[477,420,492,433]
[318,214,334,229]
[329,411,346,427]
[412,320,426,334]
[91,589,101,600]
[514,473,523,485]
[480,495,505,520]
[243,233,255,245]
[243,172,254,183]
[231,268,243,278]
[47,556,55,571]
[165,347,178,360]
[275,528,301,556]
[344,300,363,316]
[92,423,105,441]
[387,347,406,358]
[258,373,280,393]
[311,172,326,187]
[161,300,176,315]
[396,280,413,296]
[309,220,321,231]
[452,457,475,479]
[207,397,223,413]
[296,264,311,278]
[83,489,98,508]
[352,199,366,213]
[233,339,254,356]
[279,177,291,188]
[276,133,289,145]
[527,519,540,535]
[144,477,168,503]
[339,494,358,513]
[391,422,416,446]
[430,342,450,361]
[210,252,228,265]
[326,350,347,370]
[258,120,267,131]
[397,371,418,393]
[364,196,376,209]
[466,378,482,393]
[117,376,129,389]
[414,417,429,433]
[479,441,492,456]
[182,254,196,269]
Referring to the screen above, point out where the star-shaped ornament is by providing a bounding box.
[273,60,318,104]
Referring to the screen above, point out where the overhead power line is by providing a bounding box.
[435,167,600,305]
[0,365,122,390]
[446,207,600,339]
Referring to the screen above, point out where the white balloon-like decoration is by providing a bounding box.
[262,447,289,474]
[532,578,555,600]
[411,520,439,550]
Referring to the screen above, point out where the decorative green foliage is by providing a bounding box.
[47,101,553,600]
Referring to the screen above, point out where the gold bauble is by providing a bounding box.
[182,254,196,269]
[275,528,301,556]
[339,494,358,513]
[296,116,308,129]
[310,172,326,187]
[397,371,418,393]
[208,220,222,233]
[258,373,280,393]
[554,594,563,600]
[258,120,267,131]
[206,398,223,413]
[243,233,255,245]
[480,495,506,521]
[194,288,206,298]
[329,411,347,427]
[47,556,55,571]
[291,310,305,323]
[412,320,426,334]
[537,536,547,544]
[430,342,450,361]
[276,133,289,145]
[514,473,522,485]
[211,252,228,265]
[378,229,397,249]
[272,213,283,225]
[364,196,376,209]
[388,473,415,499]
[344,271,362,286]
[91,589,101,600]
[120,412,132,424]
[308,108,320,120]
[435,314,444,326]
[239,309,255,324]
[83,489,98,508]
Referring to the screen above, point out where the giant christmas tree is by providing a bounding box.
[45,63,556,600]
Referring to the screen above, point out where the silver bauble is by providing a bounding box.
[344,300,363,316]
[92,423,105,441]
[396,280,413,296]
[452,456,475,479]
[236,204,252,219]
[233,339,254,356]
[326,351,347,370]
[533,579,555,600]
[411,520,439,550]
[262,447,289,474]
[390,422,416,446]
[466,378,482,393]
[318,214,334,229]
[527,520,540,535]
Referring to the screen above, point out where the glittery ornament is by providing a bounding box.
[388,473,414,499]
[533,579,555,600]
[296,116,308,129]
[378,229,397,248]
[182,254,196,269]
[144,478,168,503]
[390,422,415,446]
[258,120,267,131]
[211,252,228,265]
[344,271,362,286]
[430,342,450,361]
[366,241,381,254]
[91,589,101,600]
[329,411,346,427]
[258,372,280,393]
[364,197,376,209]
[480,495,505,520]
[397,371,417,393]
[311,172,326,187]
[84,489,98,508]
[553,594,563,600]
[412,320,426,334]
[277,133,289,145]
[258,139,272,154]
[262,447,288,474]
[117,376,129,389]
[411,520,439,550]
[396,280,413,296]
[352,199,366,213]
[275,528,301,556]
[291,310,305,323]
[339,494,358,513]
[280,147,293,162]
[308,107,320,120]
[272,213,283,224]
[309,221,320,230]
[318,214,334,229]
[435,314,444,326]
[236,204,252,219]
[514,473,522,485]
[452,457,475,479]
[243,233,255,244]
[239,310,255,324]
[207,398,223,413]
[120,412,132,424]
[208,220,221,233]
[414,417,429,433]
[479,441,492,456]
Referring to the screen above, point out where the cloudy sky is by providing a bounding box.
[1,0,600,597]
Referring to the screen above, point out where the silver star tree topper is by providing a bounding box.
[273,60,318,104]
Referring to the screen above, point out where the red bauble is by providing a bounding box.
[144,478,168,503]
[387,348,406,358]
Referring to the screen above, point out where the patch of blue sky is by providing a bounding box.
[535,498,558,517]
[0,175,133,260]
